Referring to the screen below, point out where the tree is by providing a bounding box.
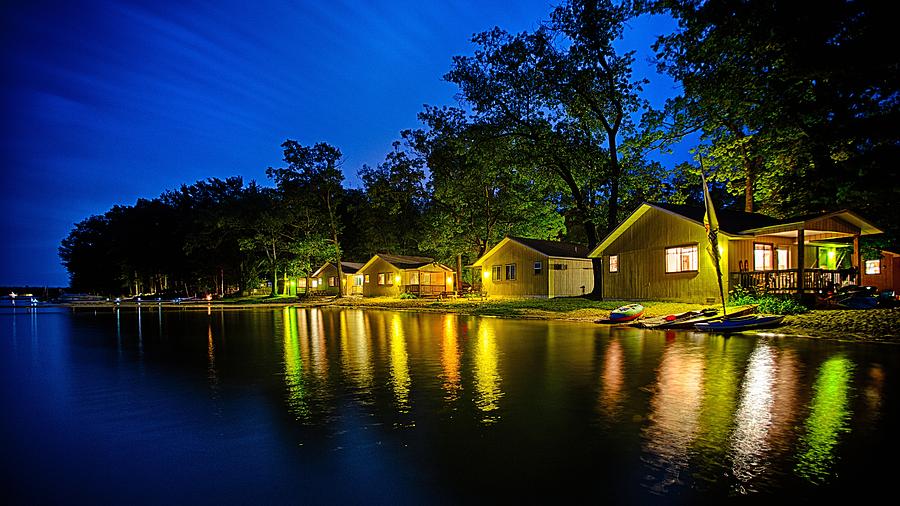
[267,141,347,296]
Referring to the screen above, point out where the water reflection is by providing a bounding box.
[339,310,373,395]
[598,338,624,418]
[440,314,462,403]
[473,320,502,424]
[389,314,411,413]
[795,355,853,484]
[643,341,704,492]
[731,342,776,490]
[283,307,310,420]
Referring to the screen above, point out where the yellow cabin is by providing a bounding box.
[309,261,365,295]
[357,254,455,297]
[589,203,882,303]
[471,236,594,298]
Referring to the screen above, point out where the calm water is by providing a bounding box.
[2,305,898,504]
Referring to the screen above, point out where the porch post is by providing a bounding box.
[797,228,805,295]
[854,234,861,284]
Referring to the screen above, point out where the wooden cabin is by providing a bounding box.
[861,250,900,293]
[589,203,883,303]
[471,236,594,298]
[357,254,455,297]
[309,261,365,295]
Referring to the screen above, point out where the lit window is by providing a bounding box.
[866,259,881,275]
[422,272,432,285]
[354,275,364,286]
[409,271,420,285]
[492,265,502,281]
[754,243,774,271]
[377,273,385,285]
[609,255,618,273]
[777,249,789,270]
[505,263,516,281]
[665,245,698,273]
[386,273,394,286]
[328,276,337,287]
[364,274,370,284]
[534,261,542,275]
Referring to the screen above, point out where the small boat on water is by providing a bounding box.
[609,304,645,323]
[694,315,785,332]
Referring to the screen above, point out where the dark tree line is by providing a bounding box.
[60,0,898,295]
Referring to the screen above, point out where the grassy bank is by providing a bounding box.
[69,295,900,340]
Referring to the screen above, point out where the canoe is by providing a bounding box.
[634,308,718,329]
[609,304,645,323]
[661,306,757,329]
[694,315,785,332]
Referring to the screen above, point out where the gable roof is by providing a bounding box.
[472,236,590,267]
[310,261,366,278]
[357,253,451,273]
[652,203,782,235]
[590,202,884,257]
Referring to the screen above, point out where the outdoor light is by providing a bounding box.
[395,275,402,283]
[447,276,453,283]
[483,271,490,279]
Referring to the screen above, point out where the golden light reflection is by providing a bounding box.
[731,342,776,489]
[863,364,885,422]
[207,322,219,388]
[795,355,854,484]
[599,338,624,418]
[389,314,411,413]
[308,308,329,380]
[643,342,704,493]
[473,320,503,424]
[339,310,373,393]
[440,314,462,402]
[283,307,310,419]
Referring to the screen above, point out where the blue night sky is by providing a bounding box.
[1,0,685,287]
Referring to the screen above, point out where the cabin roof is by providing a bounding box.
[375,253,436,270]
[652,203,782,235]
[590,202,884,257]
[508,236,591,259]
[340,262,364,274]
[472,236,590,267]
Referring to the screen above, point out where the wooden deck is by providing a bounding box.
[730,268,857,294]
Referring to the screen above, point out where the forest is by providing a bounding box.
[59,0,899,296]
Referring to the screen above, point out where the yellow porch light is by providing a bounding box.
[447,276,453,283]
[395,275,402,283]
[483,270,490,279]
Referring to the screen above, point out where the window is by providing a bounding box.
[422,272,433,284]
[866,259,881,275]
[754,243,774,271]
[409,271,420,285]
[311,279,318,288]
[665,245,698,273]
[534,261,542,275]
[552,263,568,270]
[354,275,364,286]
[492,265,502,281]
[609,255,618,273]
[364,274,370,284]
[377,273,385,285]
[505,263,517,280]
[328,276,337,287]
[385,273,394,286]
[777,249,789,270]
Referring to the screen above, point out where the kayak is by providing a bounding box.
[635,308,718,329]
[609,303,645,323]
[694,315,784,332]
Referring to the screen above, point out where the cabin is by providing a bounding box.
[471,236,594,298]
[309,261,365,295]
[589,203,883,303]
[357,254,455,297]
[861,250,900,293]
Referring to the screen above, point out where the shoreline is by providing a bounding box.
[58,296,900,342]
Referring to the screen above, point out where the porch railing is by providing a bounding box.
[730,268,857,294]
[405,284,447,297]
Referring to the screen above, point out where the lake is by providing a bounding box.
[2,305,897,504]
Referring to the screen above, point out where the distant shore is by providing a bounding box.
[60,295,900,342]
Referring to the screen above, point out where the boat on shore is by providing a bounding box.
[634,308,718,329]
[694,314,785,332]
[609,304,644,323]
